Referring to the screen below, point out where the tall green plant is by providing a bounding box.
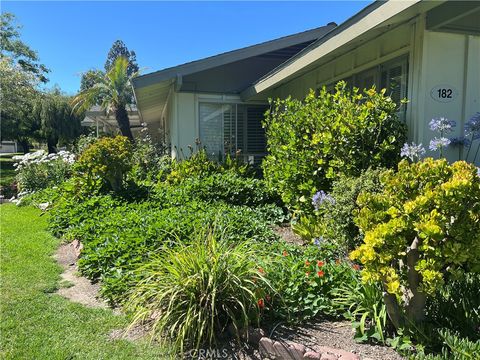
[262,81,406,213]
[125,228,269,352]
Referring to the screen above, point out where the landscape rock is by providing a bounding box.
[303,351,321,360]
[288,342,306,360]
[318,346,359,360]
[259,337,276,358]
[320,354,337,360]
[274,341,294,360]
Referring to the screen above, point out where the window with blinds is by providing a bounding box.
[199,103,268,161]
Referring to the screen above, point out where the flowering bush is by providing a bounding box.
[13,150,75,197]
[263,81,406,213]
[401,113,480,164]
[351,158,480,329]
[74,136,132,192]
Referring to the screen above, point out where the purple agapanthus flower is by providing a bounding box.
[313,237,325,247]
[449,136,471,147]
[429,137,451,152]
[312,190,335,210]
[400,142,426,161]
[429,117,456,133]
[465,112,480,138]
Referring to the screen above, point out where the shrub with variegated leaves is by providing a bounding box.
[351,158,480,329]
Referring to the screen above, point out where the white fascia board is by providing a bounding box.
[244,0,423,98]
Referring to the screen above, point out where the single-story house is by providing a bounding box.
[133,0,480,165]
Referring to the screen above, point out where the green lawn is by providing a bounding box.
[0,204,171,359]
[0,154,17,197]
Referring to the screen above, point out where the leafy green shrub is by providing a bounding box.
[154,171,281,209]
[13,150,75,196]
[125,228,269,352]
[263,82,406,213]
[351,158,480,329]
[74,136,132,192]
[317,168,385,252]
[166,149,221,184]
[129,135,171,186]
[258,242,358,321]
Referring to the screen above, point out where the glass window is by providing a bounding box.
[199,102,268,161]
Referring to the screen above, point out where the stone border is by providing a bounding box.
[249,329,361,360]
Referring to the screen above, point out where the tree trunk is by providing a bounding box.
[47,137,58,154]
[383,291,404,330]
[405,237,426,324]
[19,139,30,154]
[115,106,134,142]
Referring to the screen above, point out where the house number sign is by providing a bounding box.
[430,85,459,103]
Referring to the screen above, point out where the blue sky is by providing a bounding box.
[3,1,369,94]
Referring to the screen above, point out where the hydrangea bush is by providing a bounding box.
[13,150,75,198]
[351,158,480,329]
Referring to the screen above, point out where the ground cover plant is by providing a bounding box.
[34,137,284,311]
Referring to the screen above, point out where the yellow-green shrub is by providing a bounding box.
[351,158,480,327]
[75,136,132,191]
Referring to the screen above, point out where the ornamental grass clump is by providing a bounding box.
[125,228,269,352]
[351,158,480,330]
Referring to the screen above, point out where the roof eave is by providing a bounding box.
[241,0,433,100]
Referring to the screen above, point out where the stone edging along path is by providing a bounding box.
[244,328,365,360]
[258,336,361,360]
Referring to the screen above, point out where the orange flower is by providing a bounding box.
[317,260,325,267]
[282,250,288,257]
[257,298,265,309]
[305,260,311,266]
[352,264,361,271]
[317,270,324,277]
[258,267,265,274]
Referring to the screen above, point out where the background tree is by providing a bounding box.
[0,57,40,153]
[33,89,83,153]
[0,12,49,82]
[72,57,137,141]
[104,40,139,77]
[80,69,105,92]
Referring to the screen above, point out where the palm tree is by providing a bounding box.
[72,56,137,141]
